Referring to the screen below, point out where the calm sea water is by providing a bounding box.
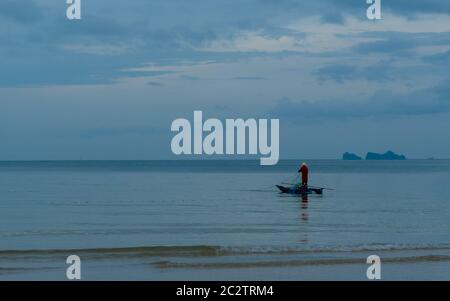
[1,160,450,280]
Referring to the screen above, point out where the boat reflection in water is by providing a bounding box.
[300,194,308,223]
[299,194,309,243]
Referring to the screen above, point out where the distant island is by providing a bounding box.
[342,152,362,160]
[343,150,407,160]
[366,151,406,160]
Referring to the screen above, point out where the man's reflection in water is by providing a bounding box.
[301,194,308,222]
[299,193,309,243]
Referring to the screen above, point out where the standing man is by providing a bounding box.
[298,162,309,187]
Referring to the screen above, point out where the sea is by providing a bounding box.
[1,160,449,280]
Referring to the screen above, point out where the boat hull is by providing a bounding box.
[276,185,323,195]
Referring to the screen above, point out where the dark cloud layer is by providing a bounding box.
[318,0,450,16]
[315,62,393,83]
[271,81,450,123]
[79,126,161,139]
[0,0,42,23]
[423,50,450,64]
[1,0,450,87]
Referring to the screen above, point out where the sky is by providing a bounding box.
[1,0,450,160]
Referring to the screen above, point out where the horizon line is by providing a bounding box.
[0,158,447,162]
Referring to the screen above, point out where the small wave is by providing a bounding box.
[0,267,47,275]
[0,245,221,258]
[154,255,450,269]
[1,243,450,258]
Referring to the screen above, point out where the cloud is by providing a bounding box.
[353,37,416,54]
[0,59,174,88]
[315,0,450,16]
[432,81,450,100]
[0,0,42,23]
[79,126,160,139]
[179,75,201,81]
[320,12,346,25]
[270,82,450,123]
[315,62,393,83]
[423,49,450,63]
[231,76,267,80]
[379,0,450,15]
[1,0,450,88]
[147,81,164,87]
[61,43,137,56]
[315,65,358,83]
[199,30,305,53]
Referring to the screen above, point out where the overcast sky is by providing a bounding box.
[1,0,450,160]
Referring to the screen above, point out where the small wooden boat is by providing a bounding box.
[276,185,323,195]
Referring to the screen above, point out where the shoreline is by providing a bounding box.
[2,260,450,281]
[1,246,449,280]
